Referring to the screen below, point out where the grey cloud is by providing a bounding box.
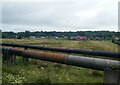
[1,0,118,31]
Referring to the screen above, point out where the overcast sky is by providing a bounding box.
[1,0,119,32]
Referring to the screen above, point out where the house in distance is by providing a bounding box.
[70,36,87,40]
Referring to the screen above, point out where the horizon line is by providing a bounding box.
[1,30,119,33]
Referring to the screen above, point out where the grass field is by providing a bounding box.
[1,38,119,83]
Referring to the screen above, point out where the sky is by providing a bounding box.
[0,0,119,32]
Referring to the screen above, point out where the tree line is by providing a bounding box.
[2,31,120,40]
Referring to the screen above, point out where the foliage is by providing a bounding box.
[112,38,120,45]
[2,31,119,40]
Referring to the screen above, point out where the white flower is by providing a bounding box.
[41,67,44,69]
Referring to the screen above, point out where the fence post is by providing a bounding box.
[3,53,7,63]
[7,54,12,64]
[104,69,120,84]
[23,47,29,63]
[11,46,16,64]
[11,55,16,64]
[3,49,12,64]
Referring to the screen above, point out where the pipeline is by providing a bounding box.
[1,43,120,58]
[1,47,120,71]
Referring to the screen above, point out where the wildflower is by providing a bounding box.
[41,67,44,69]
[32,71,35,74]
[21,69,24,71]
[59,77,61,80]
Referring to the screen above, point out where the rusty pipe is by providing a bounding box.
[1,43,120,58]
[1,47,120,71]
[2,47,67,63]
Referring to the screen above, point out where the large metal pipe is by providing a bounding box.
[1,47,120,71]
[1,43,120,58]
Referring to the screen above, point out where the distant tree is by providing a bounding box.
[111,35,115,43]
[25,31,31,39]
[1,31,120,40]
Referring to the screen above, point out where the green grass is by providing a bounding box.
[2,38,118,52]
[1,38,119,83]
[3,60,103,83]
